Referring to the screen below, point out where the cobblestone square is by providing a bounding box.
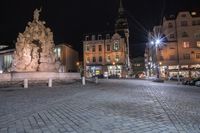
[0,79,200,133]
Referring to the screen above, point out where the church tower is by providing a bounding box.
[115,0,131,71]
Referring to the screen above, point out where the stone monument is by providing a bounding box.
[11,8,60,72]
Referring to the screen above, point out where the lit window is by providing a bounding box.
[3,55,12,69]
[86,57,90,63]
[107,55,111,62]
[197,41,200,47]
[183,53,190,59]
[183,42,190,48]
[196,53,200,59]
[115,54,120,62]
[86,44,90,51]
[113,41,120,51]
[54,48,61,59]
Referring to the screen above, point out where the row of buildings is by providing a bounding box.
[145,11,200,79]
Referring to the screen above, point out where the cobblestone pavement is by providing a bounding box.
[0,79,200,133]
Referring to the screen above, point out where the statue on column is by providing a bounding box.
[33,8,41,22]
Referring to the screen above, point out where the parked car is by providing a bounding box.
[182,78,193,85]
[189,77,200,86]
[195,81,200,87]
[169,75,184,81]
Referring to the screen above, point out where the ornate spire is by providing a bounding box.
[118,0,124,13]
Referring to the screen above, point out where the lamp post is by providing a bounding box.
[151,39,161,79]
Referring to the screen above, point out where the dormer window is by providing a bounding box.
[181,14,186,17]
[92,35,95,41]
[106,34,110,40]
[168,23,173,28]
[98,35,102,40]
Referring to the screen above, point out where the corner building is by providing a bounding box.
[83,0,130,78]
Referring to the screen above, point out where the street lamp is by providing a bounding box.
[150,38,161,79]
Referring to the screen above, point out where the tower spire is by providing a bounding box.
[119,0,124,13]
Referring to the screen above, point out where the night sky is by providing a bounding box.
[0,0,200,58]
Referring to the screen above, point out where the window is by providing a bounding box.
[181,21,188,26]
[92,45,95,52]
[86,44,90,51]
[54,47,61,59]
[182,32,188,37]
[99,56,102,62]
[106,34,110,39]
[85,36,89,41]
[181,14,186,17]
[168,23,173,28]
[92,35,95,40]
[92,57,96,62]
[194,33,200,39]
[196,53,200,59]
[86,57,90,63]
[3,55,12,69]
[169,55,176,60]
[197,41,200,47]
[183,53,190,59]
[115,54,120,62]
[183,42,190,48]
[98,35,102,40]
[170,34,175,38]
[113,41,120,51]
[107,44,110,51]
[98,45,102,52]
[107,55,111,62]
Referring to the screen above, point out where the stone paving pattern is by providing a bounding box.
[0,79,200,133]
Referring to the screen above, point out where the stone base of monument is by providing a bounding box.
[0,72,80,81]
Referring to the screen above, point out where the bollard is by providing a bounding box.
[95,76,98,84]
[82,76,85,85]
[48,78,52,87]
[24,79,28,88]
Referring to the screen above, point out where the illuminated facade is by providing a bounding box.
[55,44,79,72]
[145,11,200,78]
[83,0,130,78]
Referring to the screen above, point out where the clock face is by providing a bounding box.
[113,40,120,51]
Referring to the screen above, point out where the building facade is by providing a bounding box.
[145,11,200,79]
[83,0,130,78]
[131,57,145,78]
[55,44,79,72]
